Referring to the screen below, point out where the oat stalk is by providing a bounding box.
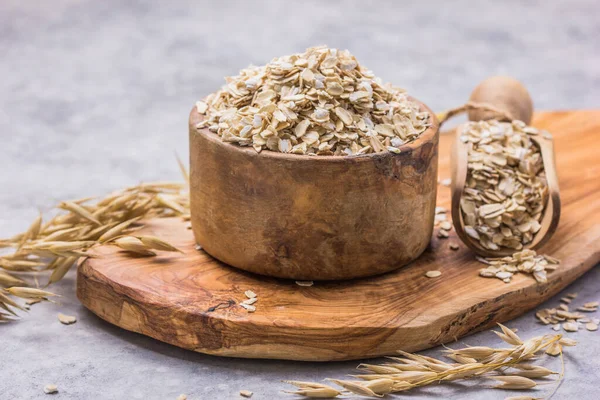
[283,325,575,398]
[0,177,189,320]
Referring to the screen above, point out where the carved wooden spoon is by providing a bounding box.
[450,125,561,257]
[444,76,561,257]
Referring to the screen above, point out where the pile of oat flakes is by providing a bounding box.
[459,120,549,252]
[195,46,430,156]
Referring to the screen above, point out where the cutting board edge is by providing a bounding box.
[76,247,599,361]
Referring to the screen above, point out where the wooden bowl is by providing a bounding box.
[189,99,439,280]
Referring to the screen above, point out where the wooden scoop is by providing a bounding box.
[450,124,561,257]
[447,76,560,257]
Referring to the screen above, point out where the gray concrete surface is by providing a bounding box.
[1,0,598,399]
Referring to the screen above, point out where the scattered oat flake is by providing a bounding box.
[577,306,598,312]
[560,297,571,304]
[295,280,314,287]
[439,221,452,231]
[198,46,430,156]
[563,322,578,332]
[44,384,58,394]
[586,322,598,331]
[566,292,578,299]
[479,250,556,284]
[195,101,208,114]
[425,270,442,278]
[58,313,77,325]
[552,324,561,331]
[558,304,569,312]
[437,229,449,238]
[435,213,447,222]
[240,303,256,312]
[244,290,257,299]
[240,390,253,398]
[176,395,187,400]
[449,243,459,251]
[242,298,257,305]
[584,301,599,308]
[435,206,447,214]
[440,178,451,186]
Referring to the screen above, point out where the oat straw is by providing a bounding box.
[0,179,188,322]
[284,324,573,398]
[196,46,430,156]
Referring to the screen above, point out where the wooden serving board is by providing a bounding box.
[77,110,600,361]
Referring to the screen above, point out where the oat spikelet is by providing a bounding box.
[509,364,557,378]
[282,381,340,398]
[48,256,79,285]
[545,342,561,357]
[156,195,185,214]
[361,378,394,395]
[136,236,182,253]
[0,291,27,312]
[112,236,156,256]
[325,379,378,397]
[27,213,43,241]
[0,271,27,287]
[98,217,141,243]
[445,346,496,359]
[491,375,537,390]
[58,201,101,225]
[495,323,523,345]
[5,287,59,300]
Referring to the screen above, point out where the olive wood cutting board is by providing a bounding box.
[77,110,600,361]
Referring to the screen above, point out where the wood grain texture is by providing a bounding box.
[77,110,600,361]
[189,98,440,280]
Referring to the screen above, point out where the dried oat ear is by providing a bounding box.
[284,329,572,398]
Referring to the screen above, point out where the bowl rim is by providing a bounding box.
[189,95,439,163]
